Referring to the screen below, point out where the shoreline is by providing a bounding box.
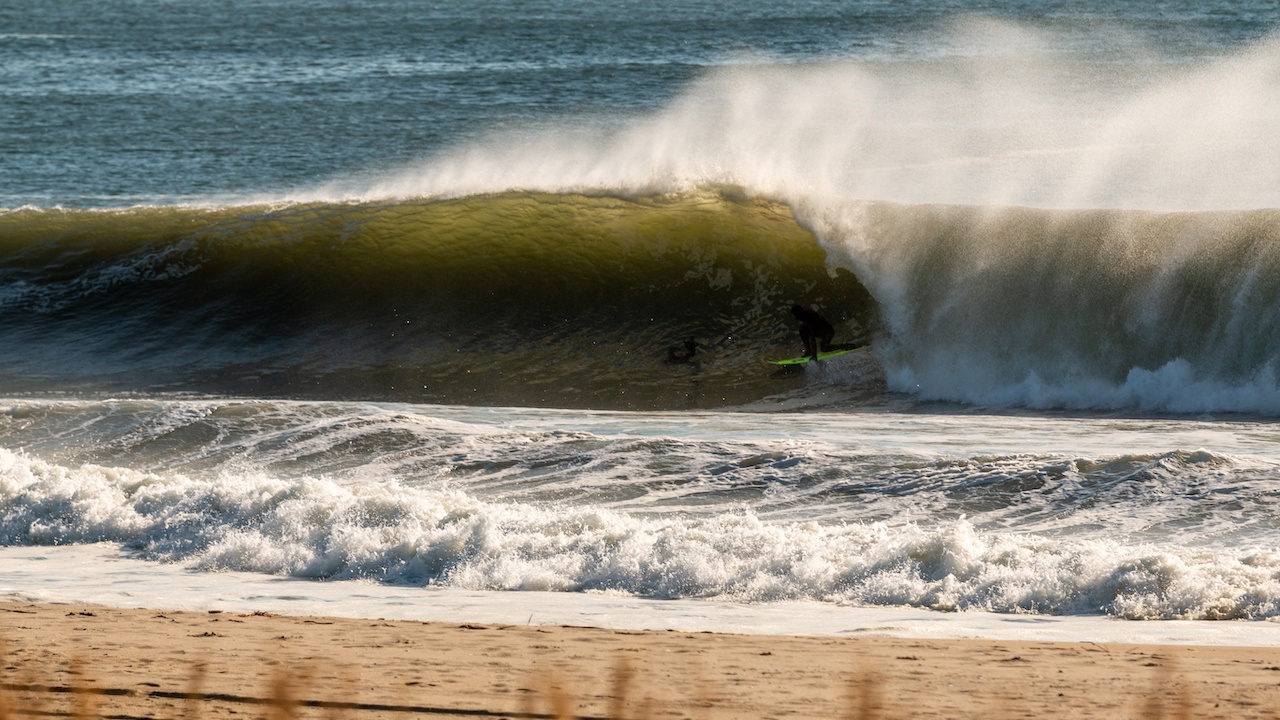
[5,602,1280,719]
[8,546,1280,650]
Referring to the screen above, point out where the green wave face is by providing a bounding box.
[0,192,878,409]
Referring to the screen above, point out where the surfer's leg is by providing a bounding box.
[800,328,818,359]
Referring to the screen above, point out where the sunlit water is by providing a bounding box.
[4,0,1280,642]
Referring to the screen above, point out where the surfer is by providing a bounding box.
[666,337,699,364]
[791,305,841,361]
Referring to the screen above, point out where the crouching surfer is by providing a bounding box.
[791,305,859,361]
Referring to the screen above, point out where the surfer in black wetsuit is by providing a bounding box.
[791,305,837,361]
[666,337,699,364]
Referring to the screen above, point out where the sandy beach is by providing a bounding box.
[3,602,1280,719]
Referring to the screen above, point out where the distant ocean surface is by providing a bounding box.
[5,0,1280,641]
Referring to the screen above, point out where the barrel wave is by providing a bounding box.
[7,192,1280,414]
[0,192,877,409]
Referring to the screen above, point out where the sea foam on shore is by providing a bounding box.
[4,544,1279,647]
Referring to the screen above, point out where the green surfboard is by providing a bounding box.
[768,347,862,365]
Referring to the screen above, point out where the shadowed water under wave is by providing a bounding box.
[0,191,877,409]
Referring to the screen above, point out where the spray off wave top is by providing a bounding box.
[279,21,1280,415]
[304,19,1280,213]
[6,22,1280,413]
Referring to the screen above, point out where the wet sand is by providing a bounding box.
[3,601,1280,719]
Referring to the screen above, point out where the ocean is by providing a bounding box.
[4,0,1280,645]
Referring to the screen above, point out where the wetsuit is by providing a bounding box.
[791,305,835,360]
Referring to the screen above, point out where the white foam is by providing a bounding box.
[882,359,1280,416]
[4,544,1278,647]
[4,444,1280,619]
[6,401,1280,624]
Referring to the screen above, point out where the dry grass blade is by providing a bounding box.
[267,669,297,720]
[14,657,45,720]
[0,673,10,720]
[180,662,207,720]
[523,671,575,720]
[1139,657,1192,720]
[67,658,97,720]
[0,636,10,720]
[846,669,882,720]
[544,672,573,720]
[609,657,635,720]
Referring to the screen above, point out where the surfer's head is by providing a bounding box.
[791,305,805,318]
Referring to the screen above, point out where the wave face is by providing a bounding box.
[7,194,1280,414]
[0,193,876,409]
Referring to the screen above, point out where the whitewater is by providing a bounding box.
[6,398,1280,644]
[4,0,1280,644]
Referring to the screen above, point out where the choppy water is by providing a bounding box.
[4,398,1280,622]
[4,0,1280,636]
